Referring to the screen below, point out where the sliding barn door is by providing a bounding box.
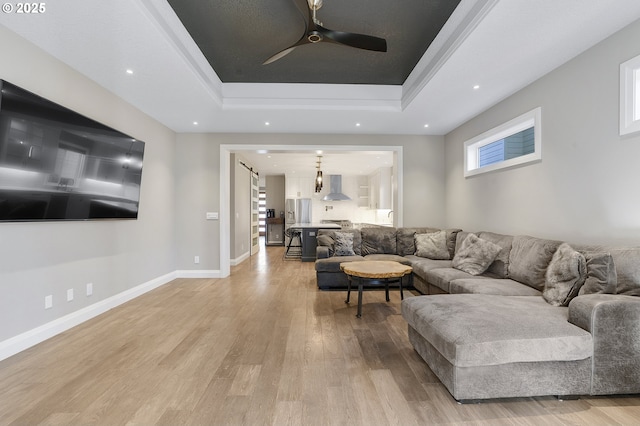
[250,172,260,256]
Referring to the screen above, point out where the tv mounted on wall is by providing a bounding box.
[0,80,145,222]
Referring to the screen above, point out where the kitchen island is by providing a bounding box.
[287,222,341,262]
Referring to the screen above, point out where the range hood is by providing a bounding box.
[322,175,352,201]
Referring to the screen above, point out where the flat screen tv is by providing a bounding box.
[0,80,145,222]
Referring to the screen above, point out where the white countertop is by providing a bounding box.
[287,223,342,229]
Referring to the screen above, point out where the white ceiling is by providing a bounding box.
[1,0,640,174]
[240,149,394,177]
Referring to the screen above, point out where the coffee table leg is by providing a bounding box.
[400,275,404,300]
[345,275,352,304]
[357,278,364,318]
[385,281,390,302]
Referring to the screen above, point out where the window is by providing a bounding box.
[464,107,541,177]
[620,54,640,135]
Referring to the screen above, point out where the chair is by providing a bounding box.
[284,228,302,260]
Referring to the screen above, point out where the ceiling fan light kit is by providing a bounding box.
[307,0,322,11]
[264,0,387,65]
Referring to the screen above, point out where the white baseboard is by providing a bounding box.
[176,270,222,278]
[0,271,178,362]
[230,251,250,266]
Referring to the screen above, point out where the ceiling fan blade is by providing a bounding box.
[263,46,299,65]
[319,26,387,52]
[264,0,313,65]
[263,35,313,65]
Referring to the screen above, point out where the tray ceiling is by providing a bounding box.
[166,0,461,85]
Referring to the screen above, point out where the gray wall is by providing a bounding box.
[0,26,177,341]
[265,175,285,218]
[174,133,445,271]
[444,18,640,245]
[174,134,220,272]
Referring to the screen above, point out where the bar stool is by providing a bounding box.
[284,228,302,260]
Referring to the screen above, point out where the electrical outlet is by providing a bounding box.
[67,289,74,302]
[45,295,53,309]
[194,255,200,264]
[86,283,93,296]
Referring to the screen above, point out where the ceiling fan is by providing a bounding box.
[263,0,387,65]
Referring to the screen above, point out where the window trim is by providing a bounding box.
[464,107,542,178]
[620,54,640,136]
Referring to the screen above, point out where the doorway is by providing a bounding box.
[220,144,404,278]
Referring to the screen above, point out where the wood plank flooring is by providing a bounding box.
[1,244,640,425]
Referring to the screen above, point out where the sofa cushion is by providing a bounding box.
[404,256,452,280]
[415,230,450,260]
[445,229,462,259]
[543,243,587,307]
[450,278,542,296]
[452,233,502,275]
[334,231,356,256]
[477,231,513,278]
[364,254,412,265]
[316,234,335,257]
[401,294,593,368]
[361,227,397,255]
[397,227,440,256]
[424,267,477,293]
[608,247,640,296]
[509,235,562,291]
[578,252,617,296]
[315,255,366,273]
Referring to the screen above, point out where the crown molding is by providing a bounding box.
[401,0,499,109]
[135,0,224,106]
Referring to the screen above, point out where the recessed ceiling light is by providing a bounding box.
[193,121,198,125]
[265,121,270,126]
[473,85,480,90]
[356,123,361,127]
[126,69,134,74]
[424,124,429,128]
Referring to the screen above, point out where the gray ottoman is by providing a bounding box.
[401,294,593,401]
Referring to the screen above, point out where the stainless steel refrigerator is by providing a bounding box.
[285,198,312,249]
[285,198,312,225]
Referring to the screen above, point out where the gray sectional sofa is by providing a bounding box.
[315,226,460,290]
[315,226,640,401]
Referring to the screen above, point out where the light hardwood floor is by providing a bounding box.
[1,244,640,425]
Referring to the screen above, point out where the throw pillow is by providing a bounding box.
[414,230,450,260]
[452,233,502,275]
[543,243,586,307]
[508,236,562,291]
[578,252,617,295]
[334,231,355,256]
[316,234,335,257]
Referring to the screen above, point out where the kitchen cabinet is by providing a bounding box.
[368,171,378,209]
[368,167,392,209]
[266,218,284,246]
[285,175,314,199]
[357,176,369,208]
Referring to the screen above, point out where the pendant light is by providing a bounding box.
[315,155,323,192]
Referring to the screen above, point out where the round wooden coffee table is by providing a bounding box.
[340,260,413,318]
